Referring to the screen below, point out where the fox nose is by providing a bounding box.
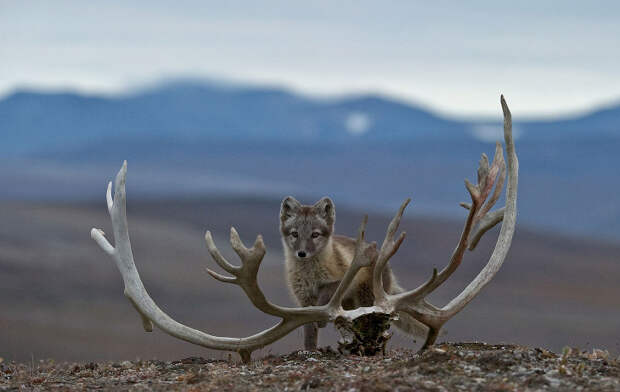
[297,251,307,258]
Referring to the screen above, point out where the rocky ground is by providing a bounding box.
[1,342,619,391]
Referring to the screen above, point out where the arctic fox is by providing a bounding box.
[280,196,425,350]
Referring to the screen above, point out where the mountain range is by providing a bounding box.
[0,79,618,240]
[1,80,466,156]
[2,79,618,156]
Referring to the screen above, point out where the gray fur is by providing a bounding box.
[280,196,425,350]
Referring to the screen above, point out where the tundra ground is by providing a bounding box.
[2,343,619,391]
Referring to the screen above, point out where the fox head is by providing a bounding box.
[280,196,335,260]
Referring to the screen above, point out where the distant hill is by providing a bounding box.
[1,80,619,157]
[519,102,620,140]
[0,80,468,156]
[0,79,619,240]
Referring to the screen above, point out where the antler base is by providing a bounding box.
[335,312,393,356]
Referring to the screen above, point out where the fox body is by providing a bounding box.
[280,196,425,350]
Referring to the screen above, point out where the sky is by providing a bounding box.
[1,1,620,118]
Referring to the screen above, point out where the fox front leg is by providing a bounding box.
[299,293,320,350]
[303,323,318,350]
[301,281,339,349]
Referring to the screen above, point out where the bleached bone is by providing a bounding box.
[371,95,518,348]
[91,95,518,361]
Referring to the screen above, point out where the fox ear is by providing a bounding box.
[280,196,301,221]
[314,197,335,226]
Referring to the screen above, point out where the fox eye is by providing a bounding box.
[311,232,320,239]
[290,231,298,238]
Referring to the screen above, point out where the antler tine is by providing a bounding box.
[440,94,518,319]
[387,199,409,241]
[205,231,239,274]
[467,139,504,213]
[379,200,409,267]
[228,228,267,279]
[392,268,438,304]
[461,142,506,247]
[478,143,505,209]
[205,268,237,283]
[390,96,518,350]
[114,160,127,195]
[468,207,505,251]
[411,194,478,298]
[253,234,266,254]
[328,215,377,308]
[356,215,368,249]
[91,228,115,256]
[487,142,506,207]
[464,179,480,203]
[459,202,472,210]
[477,153,490,192]
[207,227,297,319]
[351,215,374,267]
[388,208,474,308]
[479,154,500,203]
[372,199,409,303]
[229,227,250,258]
[501,94,512,126]
[106,181,114,212]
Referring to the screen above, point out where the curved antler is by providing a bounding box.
[91,95,518,360]
[368,95,518,349]
[91,168,383,362]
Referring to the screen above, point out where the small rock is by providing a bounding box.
[544,375,561,388]
[590,349,610,360]
[185,372,203,385]
[301,377,321,389]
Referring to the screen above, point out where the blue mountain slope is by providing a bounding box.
[0,80,619,239]
[0,82,467,156]
[3,80,619,156]
[518,103,620,140]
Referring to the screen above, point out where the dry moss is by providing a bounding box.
[1,342,619,391]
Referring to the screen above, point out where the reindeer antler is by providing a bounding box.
[91,95,518,361]
[368,95,518,348]
[91,170,383,362]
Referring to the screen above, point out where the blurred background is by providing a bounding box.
[1,1,619,362]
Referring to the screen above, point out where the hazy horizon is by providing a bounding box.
[4,74,620,123]
[3,1,620,118]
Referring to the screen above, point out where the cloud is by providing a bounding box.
[2,1,620,117]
